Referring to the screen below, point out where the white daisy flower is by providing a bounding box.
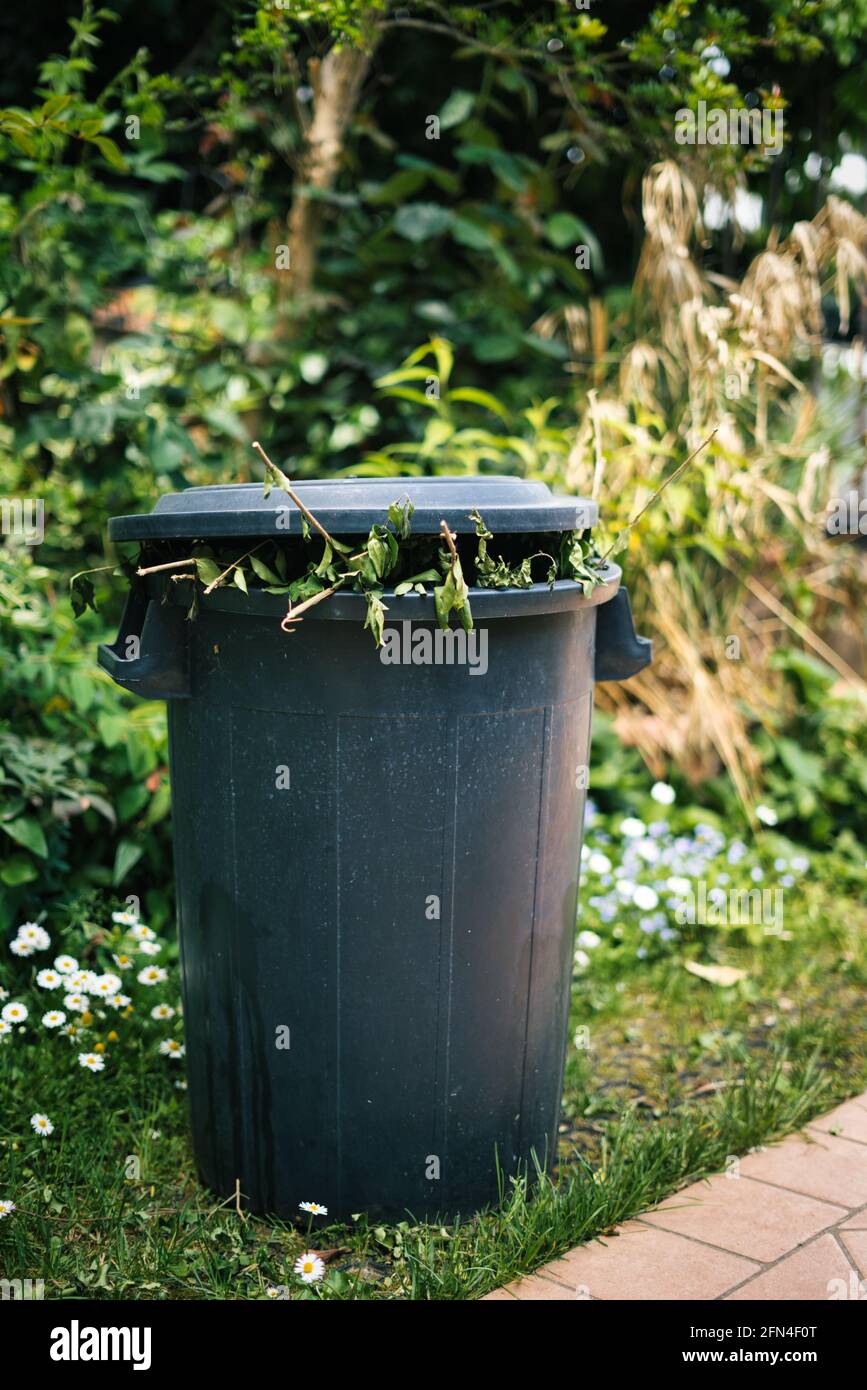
[111,910,141,928]
[137,940,162,956]
[667,876,692,894]
[298,1200,328,1216]
[577,930,602,949]
[10,938,34,957]
[294,1252,325,1283]
[1,1002,28,1024]
[68,970,92,991]
[158,1039,185,1059]
[36,969,62,989]
[137,966,167,986]
[0,1020,12,1037]
[54,955,78,974]
[78,1052,105,1072]
[63,994,89,1013]
[112,953,133,970]
[587,852,611,875]
[16,922,48,947]
[632,885,659,911]
[620,817,646,838]
[94,974,122,996]
[42,1010,66,1029]
[30,1113,54,1137]
[0,1200,16,1218]
[650,781,676,805]
[150,1004,176,1020]
[0,986,7,999]
[756,804,778,826]
[107,994,131,1010]
[636,838,660,864]
[130,923,155,942]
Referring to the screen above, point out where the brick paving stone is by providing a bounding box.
[483,1273,572,1300]
[838,1205,867,1230]
[725,1234,856,1301]
[837,1228,867,1280]
[640,1173,844,1262]
[480,1091,867,1302]
[809,1095,867,1146]
[535,1221,758,1300]
[738,1131,867,1207]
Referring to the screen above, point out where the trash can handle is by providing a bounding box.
[594,586,652,682]
[97,589,191,700]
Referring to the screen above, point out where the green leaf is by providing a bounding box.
[394,568,440,596]
[313,541,333,578]
[91,135,127,171]
[366,168,427,205]
[249,554,282,586]
[394,203,452,243]
[69,572,98,618]
[363,591,388,647]
[194,557,222,586]
[8,129,36,156]
[117,786,149,822]
[448,387,510,419]
[450,216,496,251]
[387,496,415,540]
[775,737,823,789]
[433,554,472,632]
[438,90,474,130]
[233,567,248,594]
[97,712,126,748]
[1,816,48,858]
[68,670,95,713]
[113,838,143,885]
[1,855,39,886]
[543,213,603,267]
[41,94,75,121]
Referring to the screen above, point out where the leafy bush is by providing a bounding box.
[0,550,171,933]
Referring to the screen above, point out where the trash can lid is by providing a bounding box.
[108,475,597,541]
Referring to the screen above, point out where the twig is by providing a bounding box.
[136,558,198,577]
[202,542,266,596]
[599,427,719,562]
[280,577,348,632]
[252,440,340,549]
[439,518,458,568]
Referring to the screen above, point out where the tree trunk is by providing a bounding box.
[284,43,373,305]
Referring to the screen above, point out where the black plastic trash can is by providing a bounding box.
[98,476,650,1222]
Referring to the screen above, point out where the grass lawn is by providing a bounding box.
[2,799,866,1300]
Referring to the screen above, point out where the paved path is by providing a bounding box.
[483,1092,867,1300]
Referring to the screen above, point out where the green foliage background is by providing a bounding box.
[1,1,867,929]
